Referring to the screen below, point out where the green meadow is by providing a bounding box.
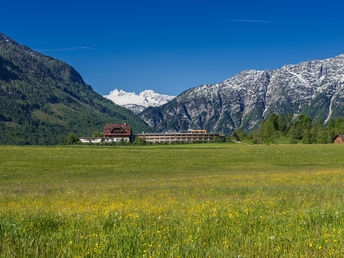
[0,144,344,257]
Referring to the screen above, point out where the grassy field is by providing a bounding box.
[1,144,344,257]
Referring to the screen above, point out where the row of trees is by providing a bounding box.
[244,114,344,144]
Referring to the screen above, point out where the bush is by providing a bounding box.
[133,137,147,145]
[64,133,79,145]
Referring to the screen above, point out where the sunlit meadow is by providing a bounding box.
[0,144,344,256]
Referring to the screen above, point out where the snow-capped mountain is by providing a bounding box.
[104,89,175,114]
[140,54,344,133]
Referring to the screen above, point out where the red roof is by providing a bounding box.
[103,123,131,137]
[333,134,344,141]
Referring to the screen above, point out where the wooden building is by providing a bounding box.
[80,123,132,144]
[103,123,132,142]
[333,134,344,144]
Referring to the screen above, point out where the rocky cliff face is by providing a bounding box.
[140,55,344,133]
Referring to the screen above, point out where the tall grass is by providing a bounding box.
[0,144,344,256]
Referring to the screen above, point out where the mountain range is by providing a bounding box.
[140,55,344,134]
[2,31,344,144]
[0,32,152,145]
[104,89,175,114]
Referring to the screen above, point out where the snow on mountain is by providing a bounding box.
[104,89,175,114]
[140,54,344,133]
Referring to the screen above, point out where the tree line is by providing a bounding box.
[236,113,344,144]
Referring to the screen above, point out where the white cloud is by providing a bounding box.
[228,19,269,24]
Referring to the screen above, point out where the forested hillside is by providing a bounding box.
[0,33,152,145]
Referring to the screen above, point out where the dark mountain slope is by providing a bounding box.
[0,33,152,144]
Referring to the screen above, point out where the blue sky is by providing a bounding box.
[2,0,344,95]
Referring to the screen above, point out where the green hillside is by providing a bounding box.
[0,33,153,145]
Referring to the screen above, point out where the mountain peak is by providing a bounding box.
[139,89,156,96]
[104,89,175,114]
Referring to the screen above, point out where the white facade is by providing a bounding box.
[79,137,130,143]
[104,137,130,143]
[79,137,102,143]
